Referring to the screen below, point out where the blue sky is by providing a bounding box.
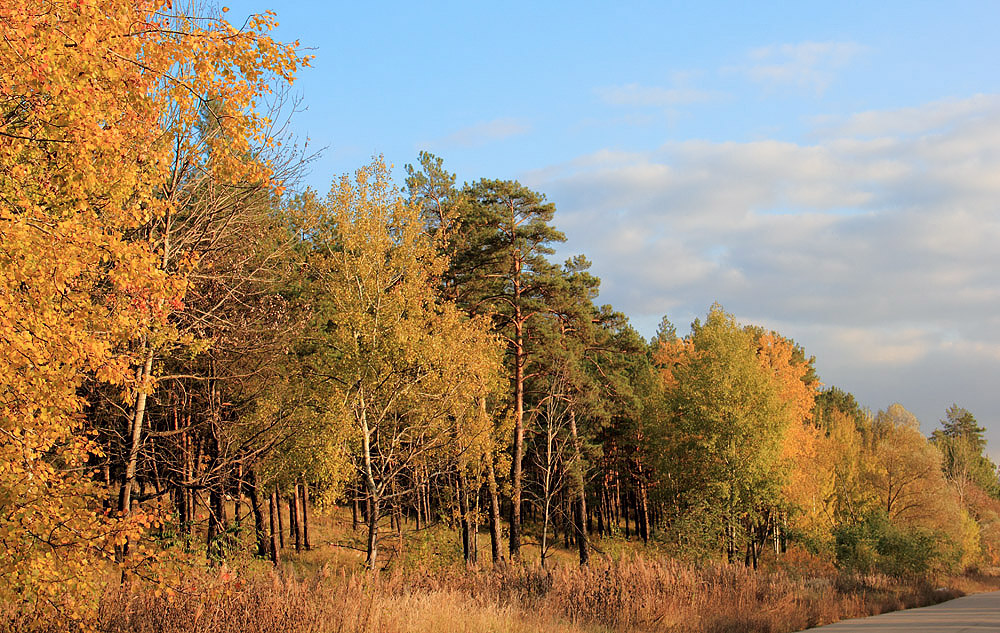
[229,1,1000,446]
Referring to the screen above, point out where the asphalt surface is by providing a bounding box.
[810,591,1000,631]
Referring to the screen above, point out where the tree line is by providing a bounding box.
[4,0,1000,622]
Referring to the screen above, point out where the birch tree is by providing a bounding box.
[302,161,502,569]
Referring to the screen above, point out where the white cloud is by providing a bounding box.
[735,41,867,94]
[815,94,1000,138]
[525,94,1000,438]
[429,118,529,149]
[829,326,932,366]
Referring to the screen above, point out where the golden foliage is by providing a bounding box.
[0,0,306,620]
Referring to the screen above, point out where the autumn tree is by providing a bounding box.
[652,305,817,564]
[300,161,502,569]
[783,402,872,550]
[834,404,974,574]
[0,0,305,618]
[869,405,950,525]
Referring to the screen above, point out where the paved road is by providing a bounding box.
[811,591,1000,631]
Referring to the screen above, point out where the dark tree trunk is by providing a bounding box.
[562,492,571,548]
[414,483,422,531]
[276,486,285,550]
[597,494,605,537]
[276,486,285,549]
[246,468,269,559]
[485,453,503,564]
[207,485,228,560]
[568,410,589,565]
[637,483,650,544]
[300,481,311,550]
[457,470,471,563]
[597,480,607,537]
[268,489,280,566]
[471,482,480,564]
[623,487,631,539]
[205,409,227,561]
[234,463,244,526]
[175,483,189,531]
[422,470,432,525]
[366,497,380,570]
[290,490,302,552]
[352,483,360,531]
[117,346,154,561]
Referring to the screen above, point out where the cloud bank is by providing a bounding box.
[525,94,1000,439]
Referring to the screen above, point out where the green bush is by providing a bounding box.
[834,512,945,577]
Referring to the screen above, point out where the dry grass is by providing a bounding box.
[93,569,592,633]
[405,556,985,633]
[5,556,991,633]
[7,507,1000,633]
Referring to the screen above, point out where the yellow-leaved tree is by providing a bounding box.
[301,160,503,570]
[0,0,306,622]
[868,404,977,570]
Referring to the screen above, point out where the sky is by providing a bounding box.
[227,1,1000,447]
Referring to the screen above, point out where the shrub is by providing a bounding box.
[834,511,947,577]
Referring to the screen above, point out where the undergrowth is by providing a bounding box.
[6,554,998,633]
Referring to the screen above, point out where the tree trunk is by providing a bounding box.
[234,463,244,526]
[471,482,480,564]
[422,466,432,525]
[366,496,380,570]
[540,489,551,568]
[116,344,155,562]
[597,479,607,537]
[290,490,302,552]
[360,389,380,570]
[614,477,622,532]
[182,422,195,536]
[206,408,227,561]
[246,468,269,559]
[596,490,605,537]
[485,452,503,564]
[457,469,471,564]
[276,485,285,550]
[175,483,188,530]
[268,489,280,566]
[414,483,422,531]
[300,481,311,550]
[395,495,404,558]
[508,303,525,559]
[623,487,631,539]
[352,483,360,531]
[207,483,228,561]
[637,483,650,544]
[568,410,589,565]
[559,490,576,549]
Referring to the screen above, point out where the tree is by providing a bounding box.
[870,411,948,524]
[454,179,566,559]
[0,0,306,619]
[836,404,976,574]
[938,405,988,449]
[653,305,814,564]
[932,405,999,500]
[301,161,502,569]
[814,387,869,435]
